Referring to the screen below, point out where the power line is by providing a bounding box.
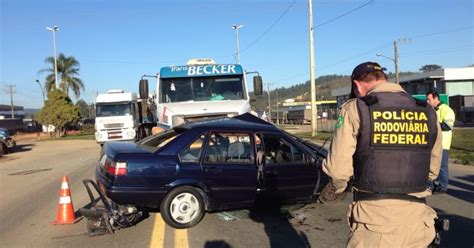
[315,0,375,29]
[410,25,473,40]
[240,0,296,54]
[399,43,474,57]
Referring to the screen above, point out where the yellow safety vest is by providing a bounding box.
[436,103,455,150]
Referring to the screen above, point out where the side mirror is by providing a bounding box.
[139,79,149,99]
[253,76,263,96]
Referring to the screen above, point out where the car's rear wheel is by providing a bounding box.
[160,186,205,229]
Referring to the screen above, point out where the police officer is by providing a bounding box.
[426,90,455,193]
[323,62,443,247]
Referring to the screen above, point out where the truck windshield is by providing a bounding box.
[96,103,132,117]
[160,76,245,103]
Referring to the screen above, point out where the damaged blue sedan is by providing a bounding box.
[82,113,326,234]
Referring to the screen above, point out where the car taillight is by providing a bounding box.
[104,159,127,176]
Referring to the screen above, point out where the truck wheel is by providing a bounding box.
[160,186,205,229]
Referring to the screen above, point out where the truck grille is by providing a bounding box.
[185,113,233,123]
[104,123,124,129]
[107,130,122,139]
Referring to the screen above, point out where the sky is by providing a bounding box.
[1,0,473,108]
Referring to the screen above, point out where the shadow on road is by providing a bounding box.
[434,208,474,248]
[13,143,35,153]
[447,177,474,204]
[249,197,311,248]
[455,175,474,183]
[204,240,232,248]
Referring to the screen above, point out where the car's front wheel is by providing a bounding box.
[160,186,205,229]
[0,143,7,156]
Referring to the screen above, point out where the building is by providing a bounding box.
[331,67,474,124]
[399,67,474,124]
[0,104,25,119]
[0,104,25,132]
[398,67,474,97]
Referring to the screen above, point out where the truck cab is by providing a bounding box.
[139,58,263,128]
[95,90,139,144]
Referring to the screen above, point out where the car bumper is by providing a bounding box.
[95,128,136,143]
[95,169,168,207]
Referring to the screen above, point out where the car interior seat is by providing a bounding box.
[227,142,250,163]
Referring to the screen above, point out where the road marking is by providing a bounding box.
[174,228,189,248]
[150,214,166,248]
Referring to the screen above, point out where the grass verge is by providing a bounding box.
[293,128,474,165]
[450,129,474,165]
[51,133,95,140]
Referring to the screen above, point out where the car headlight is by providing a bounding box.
[95,132,103,140]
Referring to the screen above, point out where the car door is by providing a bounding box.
[259,133,317,202]
[201,131,258,209]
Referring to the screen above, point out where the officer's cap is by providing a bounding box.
[351,62,387,82]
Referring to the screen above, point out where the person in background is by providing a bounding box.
[426,90,455,193]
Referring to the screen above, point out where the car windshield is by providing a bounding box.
[96,103,132,117]
[137,129,181,152]
[160,76,245,103]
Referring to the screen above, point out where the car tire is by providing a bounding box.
[0,143,7,155]
[160,186,205,229]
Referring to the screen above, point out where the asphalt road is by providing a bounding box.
[0,140,473,248]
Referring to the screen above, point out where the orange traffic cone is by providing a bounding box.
[53,176,80,224]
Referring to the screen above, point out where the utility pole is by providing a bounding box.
[232,24,243,64]
[276,89,279,125]
[393,40,399,84]
[5,85,16,118]
[46,25,59,89]
[266,82,273,123]
[308,0,317,136]
[379,39,410,84]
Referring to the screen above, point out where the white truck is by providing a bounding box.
[94,90,141,144]
[138,58,263,128]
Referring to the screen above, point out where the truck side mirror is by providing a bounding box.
[139,79,149,99]
[253,76,263,96]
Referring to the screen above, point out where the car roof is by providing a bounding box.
[177,113,278,133]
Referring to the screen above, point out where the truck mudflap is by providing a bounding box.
[80,179,143,237]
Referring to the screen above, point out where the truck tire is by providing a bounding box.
[160,186,205,229]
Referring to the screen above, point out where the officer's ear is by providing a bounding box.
[351,81,361,98]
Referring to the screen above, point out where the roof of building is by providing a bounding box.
[0,104,24,111]
[399,67,474,83]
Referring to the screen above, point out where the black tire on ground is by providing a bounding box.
[0,143,7,155]
[160,186,205,229]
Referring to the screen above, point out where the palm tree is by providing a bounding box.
[39,53,85,98]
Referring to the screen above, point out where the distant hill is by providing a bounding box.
[251,74,349,111]
[24,108,40,115]
[251,72,416,111]
[24,108,40,119]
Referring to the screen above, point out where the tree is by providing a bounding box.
[35,89,80,137]
[75,99,92,119]
[39,53,85,98]
[419,64,443,72]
